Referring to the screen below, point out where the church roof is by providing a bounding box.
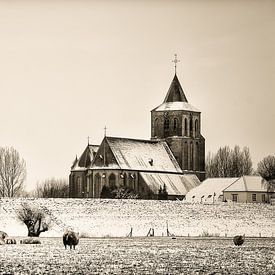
[72,144,99,171]
[164,74,188,103]
[93,136,182,173]
[152,74,200,112]
[153,101,200,112]
[140,172,200,196]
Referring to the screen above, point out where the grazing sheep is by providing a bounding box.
[0,239,4,245]
[63,230,79,250]
[0,231,8,240]
[20,238,41,244]
[5,238,16,244]
[233,235,245,246]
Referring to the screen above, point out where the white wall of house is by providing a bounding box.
[223,191,270,203]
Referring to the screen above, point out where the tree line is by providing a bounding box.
[0,145,274,198]
[206,145,275,181]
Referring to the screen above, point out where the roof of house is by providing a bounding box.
[152,74,200,113]
[140,172,200,196]
[223,176,273,192]
[185,177,238,202]
[96,136,182,173]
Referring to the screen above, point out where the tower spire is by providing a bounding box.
[172,54,180,75]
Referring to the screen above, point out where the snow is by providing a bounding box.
[224,176,270,192]
[140,173,199,195]
[154,102,200,112]
[186,178,238,202]
[105,137,182,173]
[0,198,273,238]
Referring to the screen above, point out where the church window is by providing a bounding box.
[164,118,170,137]
[77,177,82,197]
[195,119,199,137]
[190,117,193,137]
[184,142,188,170]
[154,118,159,137]
[190,142,194,170]
[123,173,127,186]
[129,174,135,190]
[173,118,178,134]
[184,118,188,136]
[109,173,116,188]
[94,173,101,198]
[195,142,199,171]
[86,177,90,193]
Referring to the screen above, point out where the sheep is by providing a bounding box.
[63,230,79,250]
[5,238,16,244]
[0,231,8,240]
[233,235,245,246]
[20,238,41,244]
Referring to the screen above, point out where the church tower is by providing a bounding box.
[151,58,205,181]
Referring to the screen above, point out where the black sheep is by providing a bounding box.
[63,230,79,250]
[233,235,245,246]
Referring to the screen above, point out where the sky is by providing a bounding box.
[0,0,274,191]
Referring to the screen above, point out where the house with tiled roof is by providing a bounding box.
[223,176,275,203]
[69,66,205,199]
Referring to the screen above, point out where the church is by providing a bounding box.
[69,60,205,200]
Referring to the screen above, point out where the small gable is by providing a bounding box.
[78,145,99,168]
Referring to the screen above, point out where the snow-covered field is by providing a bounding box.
[0,198,274,238]
[0,237,274,274]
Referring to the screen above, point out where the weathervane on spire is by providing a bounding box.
[172,54,180,75]
[104,126,107,137]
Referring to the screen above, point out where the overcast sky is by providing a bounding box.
[0,0,274,191]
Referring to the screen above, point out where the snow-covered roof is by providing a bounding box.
[139,172,200,196]
[153,101,200,112]
[224,176,273,193]
[103,137,182,173]
[185,177,238,202]
[71,144,99,171]
[151,74,200,112]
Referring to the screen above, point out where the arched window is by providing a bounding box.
[154,118,159,137]
[77,177,82,197]
[123,173,127,186]
[109,173,116,188]
[94,173,101,198]
[195,119,199,137]
[173,118,178,134]
[129,174,136,190]
[195,142,199,171]
[190,142,194,170]
[184,118,188,136]
[184,142,188,170]
[86,177,90,194]
[164,118,170,137]
[189,117,193,137]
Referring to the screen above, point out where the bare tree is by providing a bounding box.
[17,203,50,237]
[34,178,69,198]
[257,155,275,181]
[242,146,253,176]
[206,145,253,178]
[0,147,26,197]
